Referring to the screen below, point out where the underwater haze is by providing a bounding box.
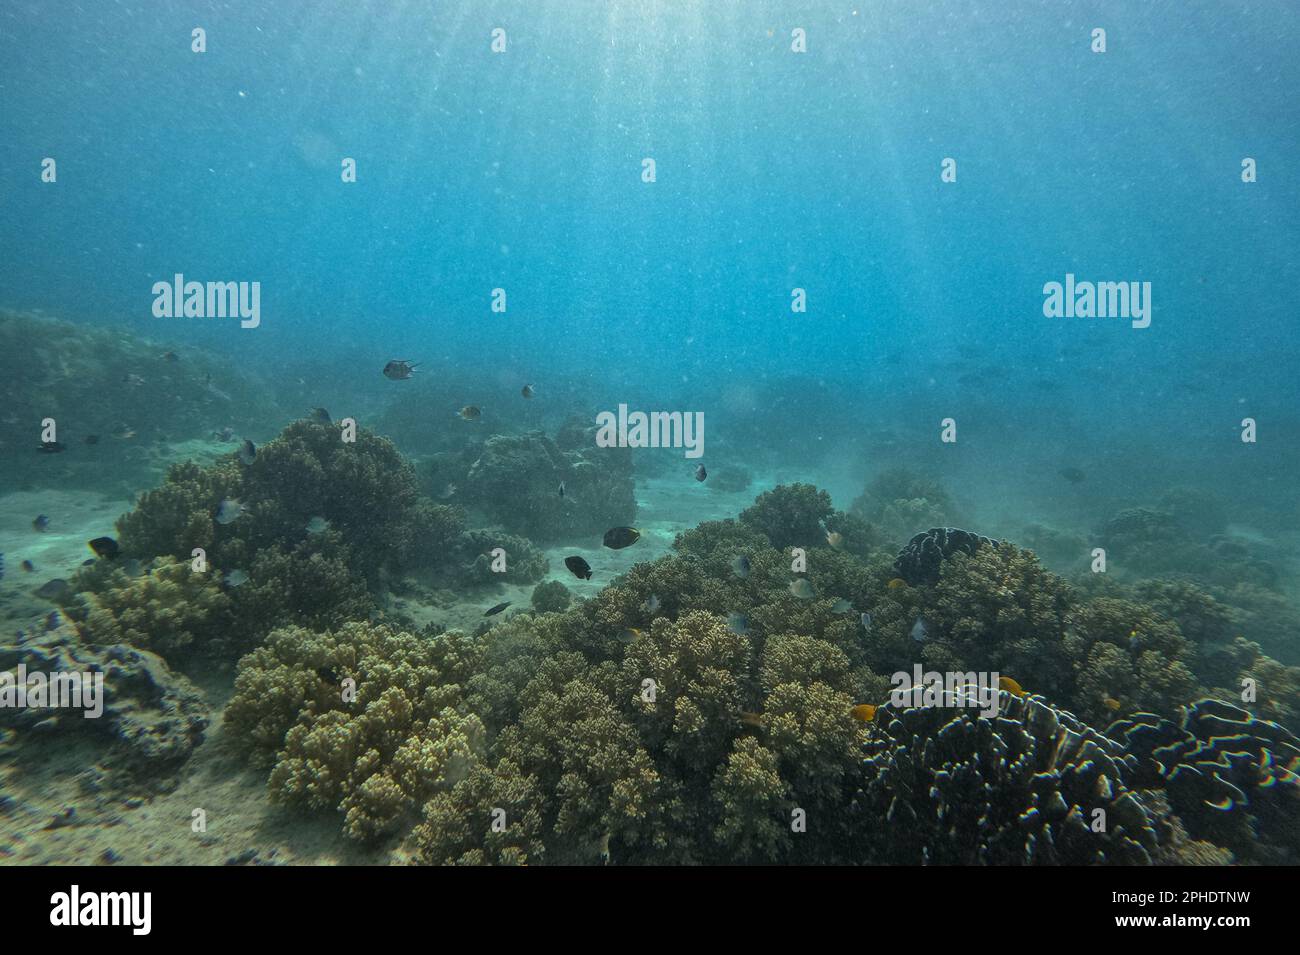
[1,2,1298,867]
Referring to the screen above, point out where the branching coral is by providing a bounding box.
[61,557,235,662]
[739,483,833,551]
[225,621,486,840]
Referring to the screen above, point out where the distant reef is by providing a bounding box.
[0,309,275,494]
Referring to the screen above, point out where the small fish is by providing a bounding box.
[1103,697,1122,711]
[437,483,458,500]
[598,832,611,866]
[214,426,235,442]
[910,617,929,642]
[999,676,1025,698]
[224,569,249,588]
[35,579,70,600]
[484,601,512,617]
[738,711,765,728]
[88,537,120,559]
[121,558,143,578]
[162,350,180,362]
[564,555,593,580]
[383,360,418,380]
[558,481,565,498]
[32,515,50,532]
[521,384,536,399]
[216,499,244,524]
[830,598,853,614]
[825,530,844,550]
[602,526,641,549]
[694,464,707,482]
[1059,467,1086,484]
[122,373,146,387]
[37,441,66,453]
[789,578,816,600]
[83,434,100,445]
[850,704,877,723]
[730,555,751,579]
[859,612,873,632]
[887,578,908,590]
[616,628,641,644]
[238,439,256,465]
[457,405,482,421]
[308,407,331,424]
[20,560,35,573]
[0,553,3,581]
[643,594,661,614]
[305,516,328,534]
[81,558,95,566]
[727,613,750,636]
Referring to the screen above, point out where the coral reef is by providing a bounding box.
[1109,699,1300,863]
[739,483,833,550]
[0,310,274,495]
[530,580,572,614]
[893,526,998,587]
[852,690,1167,864]
[0,619,208,789]
[225,621,486,841]
[423,425,635,544]
[850,467,958,543]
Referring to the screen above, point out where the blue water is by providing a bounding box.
[1,2,1297,507]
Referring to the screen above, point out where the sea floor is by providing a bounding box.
[0,457,775,865]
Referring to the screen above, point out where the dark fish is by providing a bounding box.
[602,526,641,549]
[731,555,750,579]
[484,601,512,617]
[20,560,34,573]
[35,579,70,601]
[32,515,50,532]
[458,405,482,421]
[81,559,95,566]
[694,464,707,482]
[1059,467,1086,484]
[308,407,331,424]
[383,360,418,380]
[727,613,750,636]
[564,556,593,580]
[558,481,565,498]
[83,434,100,445]
[88,537,120,559]
[521,384,536,399]
[238,440,256,466]
[37,442,66,453]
